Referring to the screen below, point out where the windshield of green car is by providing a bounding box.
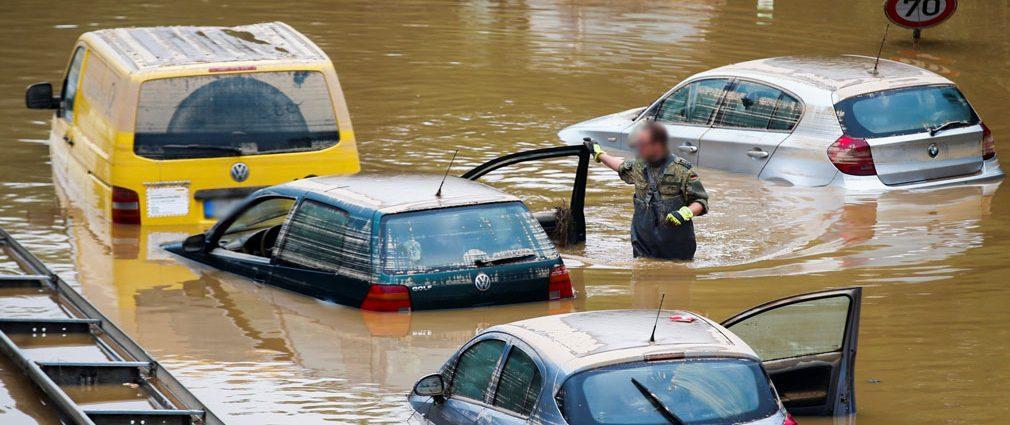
[558,358,779,425]
[381,202,558,274]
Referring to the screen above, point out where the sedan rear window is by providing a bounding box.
[835,85,979,138]
[135,71,340,160]
[558,358,778,425]
[381,202,558,274]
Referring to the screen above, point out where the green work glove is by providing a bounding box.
[665,206,694,227]
[583,138,606,163]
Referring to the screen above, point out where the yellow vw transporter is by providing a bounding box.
[25,22,360,225]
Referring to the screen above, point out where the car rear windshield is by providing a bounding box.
[558,358,779,425]
[835,85,979,139]
[135,71,340,160]
[381,202,558,274]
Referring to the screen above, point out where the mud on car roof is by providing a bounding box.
[87,21,328,72]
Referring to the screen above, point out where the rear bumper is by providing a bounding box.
[829,157,1004,192]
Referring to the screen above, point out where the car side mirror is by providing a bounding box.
[25,83,59,110]
[413,374,445,400]
[182,233,208,253]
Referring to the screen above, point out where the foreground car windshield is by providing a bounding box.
[135,71,340,159]
[835,85,979,138]
[559,358,778,425]
[381,202,557,274]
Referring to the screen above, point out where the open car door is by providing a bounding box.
[721,287,861,417]
[462,145,589,245]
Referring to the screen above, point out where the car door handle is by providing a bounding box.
[747,149,768,159]
[62,135,74,146]
[677,145,698,153]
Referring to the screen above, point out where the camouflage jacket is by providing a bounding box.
[617,156,709,214]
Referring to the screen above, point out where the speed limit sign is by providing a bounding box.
[884,0,957,29]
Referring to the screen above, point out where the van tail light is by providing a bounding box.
[827,135,877,176]
[111,186,141,224]
[783,412,799,425]
[361,285,411,312]
[548,265,574,300]
[982,123,997,160]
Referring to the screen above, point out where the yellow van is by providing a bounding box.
[25,22,360,225]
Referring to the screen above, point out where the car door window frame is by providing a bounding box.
[721,287,861,417]
[487,338,546,419]
[445,333,510,406]
[208,195,297,263]
[711,78,805,134]
[647,77,733,128]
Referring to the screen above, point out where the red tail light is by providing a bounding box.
[361,285,411,312]
[783,412,799,425]
[548,265,574,300]
[827,135,876,176]
[111,186,141,224]
[982,123,996,160]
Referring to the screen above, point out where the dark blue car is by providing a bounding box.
[166,146,592,311]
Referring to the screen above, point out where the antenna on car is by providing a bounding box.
[649,293,666,343]
[435,149,459,198]
[871,23,891,76]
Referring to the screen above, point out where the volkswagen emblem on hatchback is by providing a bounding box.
[230,162,249,182]
[474,273,492,292]
[927,143,940,158]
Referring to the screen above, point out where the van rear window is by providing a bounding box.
[135,71,339,160]
[835,85,979,139]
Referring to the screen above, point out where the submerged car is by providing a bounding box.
[409,288,862,424]
[559,55,1003,190]
[25,22,360,225]
[167,146,592,311]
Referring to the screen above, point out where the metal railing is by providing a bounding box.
[0,228,224,425]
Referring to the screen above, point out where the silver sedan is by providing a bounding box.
[559,55,1004,190]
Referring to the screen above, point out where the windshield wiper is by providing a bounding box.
[630,378,685,425]
[156,144,248,155]
[928,120,973,137]
[474,253,536,267]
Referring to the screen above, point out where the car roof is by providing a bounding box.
[490,310,758,376]
[695,55,952,100]
[274,174,521,214]
[84,22,328,73]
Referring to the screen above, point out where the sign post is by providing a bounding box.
[883,0,958,40]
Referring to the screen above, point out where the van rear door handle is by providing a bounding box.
[677,145,698,153]
[62,135,74,146]
[747,149,768,159]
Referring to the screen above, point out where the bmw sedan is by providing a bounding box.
[559,55,1004,190]
[409,288,862,424]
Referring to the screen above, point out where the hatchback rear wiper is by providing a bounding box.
[157,144,248,155]
[631,378,685,425]
[927,120,973,137]
[474,253,536,267]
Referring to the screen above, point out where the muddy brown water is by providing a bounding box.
[2,0,1010,423]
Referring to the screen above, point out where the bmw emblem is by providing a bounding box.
[474,273,491,292]
[927,143,940,159]
[230,162,249,182]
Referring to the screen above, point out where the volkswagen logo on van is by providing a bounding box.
[927,143,940,158]
[230,162,249,182]
[474,273,492,292]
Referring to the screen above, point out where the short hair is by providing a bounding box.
[637,120,668,146]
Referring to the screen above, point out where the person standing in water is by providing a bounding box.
[584,121,709,260]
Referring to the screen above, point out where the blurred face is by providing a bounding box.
[633,129,667,162]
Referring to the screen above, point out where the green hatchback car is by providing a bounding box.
[167,146,589,311]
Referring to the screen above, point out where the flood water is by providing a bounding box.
[2,0,1010,423]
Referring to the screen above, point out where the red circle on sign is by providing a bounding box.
[884,0,958,29]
